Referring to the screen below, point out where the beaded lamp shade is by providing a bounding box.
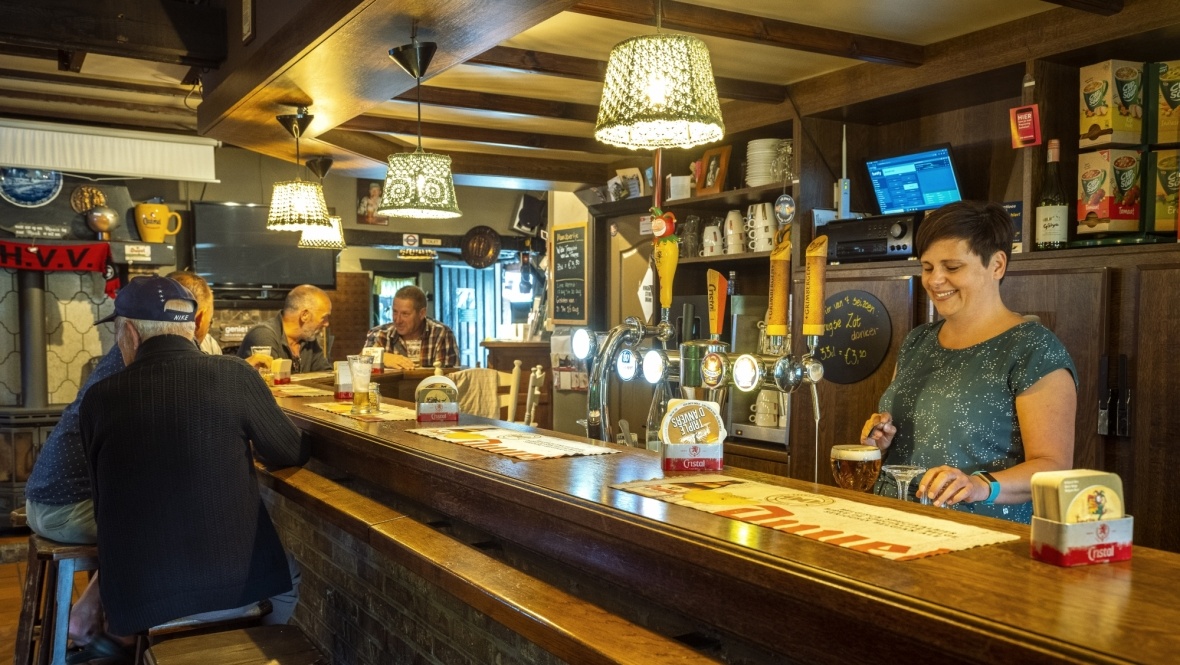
[267,180,331,232]
[595,33,724,150]
[377,149,461,219]
[298,215,346,249]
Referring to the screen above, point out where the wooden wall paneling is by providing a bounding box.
[999,267,1109,472]
[1130,265,1180,551]
[325,271,372,362]
[788,275,916,484]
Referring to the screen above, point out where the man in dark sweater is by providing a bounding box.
[80,276,309,638]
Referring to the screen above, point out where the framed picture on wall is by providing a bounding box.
[356,180,388,226]
[697,145,731,196]
[242,0,256,45]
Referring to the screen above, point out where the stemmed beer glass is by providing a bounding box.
[882,465,929,504]
[829,445,882,492]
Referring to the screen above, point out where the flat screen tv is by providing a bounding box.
[191,202,337,296]
[865,144,962,216]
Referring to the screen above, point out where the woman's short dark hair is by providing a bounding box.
[915,200,1014,266]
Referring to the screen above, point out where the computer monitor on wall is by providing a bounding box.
[865,144,963,216]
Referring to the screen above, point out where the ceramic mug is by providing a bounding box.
[724,232,745,254]
[748,237,775,252]
[749,412,778,427]
[747,202,773,227]
[724,210,744,235]
[750,403,779,415]
[134,203,182,243]
[747,225,775,239]
[700,225,722,256]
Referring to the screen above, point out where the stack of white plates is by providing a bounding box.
[746,138,781,187]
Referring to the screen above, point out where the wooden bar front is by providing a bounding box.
[278,397,1180,664]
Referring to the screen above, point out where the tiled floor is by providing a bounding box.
[1,558,89,662]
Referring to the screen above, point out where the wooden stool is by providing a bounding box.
[132,600,272,665]
[14,534,99,665]
[144,625,325,665]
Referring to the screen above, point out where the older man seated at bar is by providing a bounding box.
[364,285,458,370]
[77,276,308,659]
[238,284,332,373]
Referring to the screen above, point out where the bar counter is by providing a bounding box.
[274,395,1180,664]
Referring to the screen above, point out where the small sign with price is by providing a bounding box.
[815,290,892,384]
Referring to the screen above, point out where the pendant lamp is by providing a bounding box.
[267,107,332,231]
[594,2,724,150]
[298,156,346,249]
[377,36,462,219]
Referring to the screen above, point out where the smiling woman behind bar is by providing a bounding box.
[860,201,1077,523]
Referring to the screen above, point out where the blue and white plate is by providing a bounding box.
[0,168,64,208]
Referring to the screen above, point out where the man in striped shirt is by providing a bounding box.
[364,285,458,370]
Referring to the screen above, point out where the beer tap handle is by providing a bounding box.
[706,269,728,340]
[802,236,828,338]
[766,227,792,338]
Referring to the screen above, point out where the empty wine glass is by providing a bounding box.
[882,464,929,505]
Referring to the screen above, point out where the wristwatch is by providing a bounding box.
[973,471,1000,505]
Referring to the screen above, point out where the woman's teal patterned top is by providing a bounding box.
[873,319,1077,523]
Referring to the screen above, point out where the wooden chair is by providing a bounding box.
[522,364,545,427]
[14,535,99,665]
[133,601,272,665]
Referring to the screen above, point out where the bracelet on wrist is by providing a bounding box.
[972,471,1000,505]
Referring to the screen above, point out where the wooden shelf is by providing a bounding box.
[588,182,795,219]
[679,251,771,265]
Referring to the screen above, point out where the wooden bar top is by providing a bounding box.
[277,396,1180,664]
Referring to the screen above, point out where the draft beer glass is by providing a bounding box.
[829,444,882,492]
[348,354,374,414]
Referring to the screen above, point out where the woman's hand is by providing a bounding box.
[919,466,990,507]
[860,412,896,452]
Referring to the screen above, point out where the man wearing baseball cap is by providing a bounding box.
[77,275,308,649]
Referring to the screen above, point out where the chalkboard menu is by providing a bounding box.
[815,290,892,384]
[553,222,587,324]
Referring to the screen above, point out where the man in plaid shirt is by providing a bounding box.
[365,285,459,369]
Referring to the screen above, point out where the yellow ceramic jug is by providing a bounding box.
[134,203,181,243]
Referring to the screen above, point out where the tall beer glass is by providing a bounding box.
[829,444,882,492]
[348,354,374,414]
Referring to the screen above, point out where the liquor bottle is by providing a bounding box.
[1035,139,1069,250]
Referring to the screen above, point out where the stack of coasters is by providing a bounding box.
[1030,469,1132,566]
[659,399,726,472]
[416,375,459,423]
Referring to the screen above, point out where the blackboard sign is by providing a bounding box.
[553,222,587,324]
[815,290,892,384]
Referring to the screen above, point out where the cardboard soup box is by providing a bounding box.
[1080,60,1144,148]
[1146,149,1180,234]
[1076,149,1142,235]
[1147,60,1180,146]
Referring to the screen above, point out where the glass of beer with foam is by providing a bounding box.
[348,354,374,414]
[829,444,882,492]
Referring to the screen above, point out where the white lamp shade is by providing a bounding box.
[595,33,724,150]
[267,180,332,231]
[376,150,462,219]
[298,215,346,249]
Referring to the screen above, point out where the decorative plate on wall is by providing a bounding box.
[0,168,64,208]
[460,225,502,269]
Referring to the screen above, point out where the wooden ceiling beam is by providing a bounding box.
[0,87,194,117]
[397,87,599,123]
[0,67,196,97]
[338,114,627,155]
[469,45,786,103]
[318,128,607,185]
[0,0,225,68]
[569,0,924,67]
[1041,0,1123,15]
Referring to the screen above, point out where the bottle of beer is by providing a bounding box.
[1035,139,1068,250]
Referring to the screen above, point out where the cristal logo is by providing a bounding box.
[1088,545,1115,561]
[689,445,700,457]
[1097,522,1110,541]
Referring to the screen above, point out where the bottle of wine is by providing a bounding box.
[1035,139,1069,250]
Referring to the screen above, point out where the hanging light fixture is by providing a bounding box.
[377,32,462,219]
[267,106,332,231]
[297,156,346,249]
[594,0,724,150]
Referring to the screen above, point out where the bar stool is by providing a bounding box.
[132,600,273,665]
[14,534,99,665]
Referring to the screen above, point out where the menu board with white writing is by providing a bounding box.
[553,222,587,324]
[816,290,892,384]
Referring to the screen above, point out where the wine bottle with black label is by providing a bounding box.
[1036,139,1068,250]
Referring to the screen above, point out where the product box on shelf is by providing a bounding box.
[1076,148,1142,235]
[1080,60,1144,148]
[1146,149,1180,235]
[1147,60,1180,146]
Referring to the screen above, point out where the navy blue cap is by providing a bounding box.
[96,276,197,324]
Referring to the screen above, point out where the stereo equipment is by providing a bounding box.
[814,212,923,263]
